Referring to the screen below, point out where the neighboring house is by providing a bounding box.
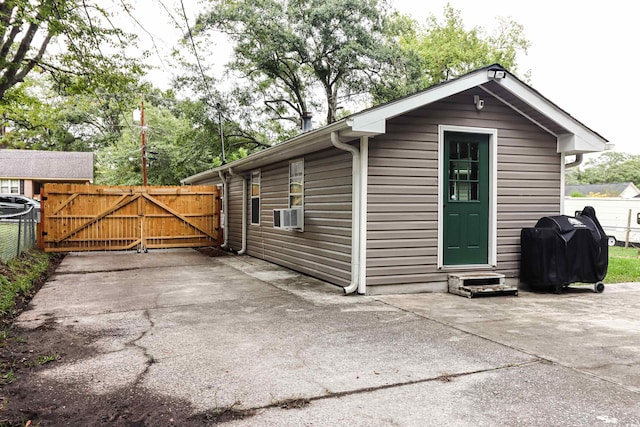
[565,182,640,198]
[182,64,608,295]
[0,149,94,199]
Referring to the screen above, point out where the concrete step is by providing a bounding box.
[448,272,517,298]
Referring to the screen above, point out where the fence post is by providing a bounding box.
[16,209,22,257]
[625,208,632,248]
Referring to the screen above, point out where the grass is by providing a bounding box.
[0,222,20,262]
[607,246,640,283]
[0,250,51,319]
[35,354,59,366]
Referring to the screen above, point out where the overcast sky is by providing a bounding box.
[129,0,638,155]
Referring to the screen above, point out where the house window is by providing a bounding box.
[251,170,260,225]
[1,179,20,194]
[289,159,304,208]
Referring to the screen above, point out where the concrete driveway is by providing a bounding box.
[16,249,640,426]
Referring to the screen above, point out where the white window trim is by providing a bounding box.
[251,170,261,225]
[288,158,304,209]
[1,179,20,194]
[437,125,498,269]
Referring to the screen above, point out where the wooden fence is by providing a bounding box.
[41,184,221,252]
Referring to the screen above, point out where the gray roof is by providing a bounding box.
[0,149,94,181]
[566,182,637,196]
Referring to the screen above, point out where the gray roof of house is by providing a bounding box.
[0,149,94,180]
[566,182,636,196]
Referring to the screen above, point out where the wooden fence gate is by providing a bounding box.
[41,184,221,252]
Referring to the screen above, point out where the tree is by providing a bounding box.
[1,74,142,151]
[194,0,399,128]
[373,4,531,103]
[95,94,264,186]
[1,0,144,99]
[1,1,146,151]
[571,152,640,187]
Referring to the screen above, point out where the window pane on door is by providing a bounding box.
[448,142,480,202]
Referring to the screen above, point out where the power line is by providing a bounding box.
[119,0,169,73]
[178,0,215,105]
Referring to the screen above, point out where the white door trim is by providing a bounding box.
[438,125,498,269]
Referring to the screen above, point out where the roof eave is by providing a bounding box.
[494,75,608,154]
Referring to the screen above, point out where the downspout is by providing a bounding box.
[561,154,583,215]
[358,136,369,295]
[331,131,360,294]
[565,153,583,169]
[228,168,247,255]
[218,170,229,249]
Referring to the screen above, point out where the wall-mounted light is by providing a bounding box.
[487,69,506,80]
[474,95,484,110]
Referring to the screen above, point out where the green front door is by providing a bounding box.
[443,132,490,265]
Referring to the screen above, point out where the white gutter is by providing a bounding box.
[218,170,229,249]
[565,153,583,169]
[331,131,360,295]
[228,168,247,255]
[358,136,369,295]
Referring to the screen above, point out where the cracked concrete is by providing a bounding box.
[16,249,640,425]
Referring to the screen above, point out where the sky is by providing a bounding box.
[125,0,639,155]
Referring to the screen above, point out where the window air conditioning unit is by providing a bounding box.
[273,208,303,230]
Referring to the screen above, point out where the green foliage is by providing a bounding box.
[1,1,145,152]
[95,93,265,185]
[194,0,399,127]
[1,76,138,151]
[0,250,51,317]
[36,354,59,366]
[569,191,585,197]
[373,4,530,102]
[0,0,144,101]
[571,152,640,187]
[607,246,640,283]
[0,370,16,385]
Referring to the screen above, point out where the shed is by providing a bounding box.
[0,149,94,199]
[182,64,608,295]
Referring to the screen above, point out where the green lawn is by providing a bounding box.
[0,250,51,318]
[607,246,640,283]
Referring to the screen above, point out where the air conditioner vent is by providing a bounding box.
[273,208,303,230]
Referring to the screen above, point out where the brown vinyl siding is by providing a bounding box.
[366,89,560,292]
[242,147,353,286]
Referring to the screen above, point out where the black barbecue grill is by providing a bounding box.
[520,206,608,293]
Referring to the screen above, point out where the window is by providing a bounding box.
[251,170,260,225]
[448,141,480,202]
[289,159,304,208]
[0,179,20,194]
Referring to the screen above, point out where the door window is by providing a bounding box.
[448,141,480,202]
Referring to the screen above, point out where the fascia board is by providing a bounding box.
[348,72,491,134]
[498,77,607,153]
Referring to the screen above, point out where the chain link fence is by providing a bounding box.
[0,206,39,263]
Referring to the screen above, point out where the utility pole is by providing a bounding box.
[141,101,148,186]
[217,102,226,164]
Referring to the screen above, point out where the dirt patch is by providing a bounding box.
[0,249,259,426]
[0,321,212,426]
[196,246,230,257]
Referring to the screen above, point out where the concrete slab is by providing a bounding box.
[15,250,640,425]
[378,284,640,393]
[225,362,640,426]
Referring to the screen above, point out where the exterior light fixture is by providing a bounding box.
[474,95,484,110]
[487,69,506,80]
